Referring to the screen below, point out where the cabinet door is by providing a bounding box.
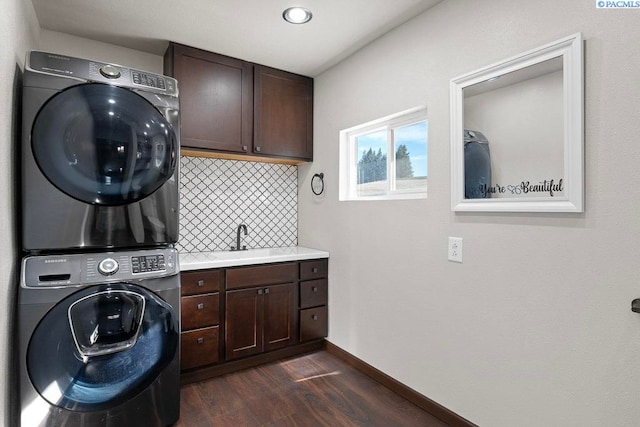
[225,287,263,360]
[263,283,297,352]
[254,65,313,160]
[167,44,253,153]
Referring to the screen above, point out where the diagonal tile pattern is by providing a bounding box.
[178,156,298,253]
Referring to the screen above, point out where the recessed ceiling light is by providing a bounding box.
[282,7,312,24]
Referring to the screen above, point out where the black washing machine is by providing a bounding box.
[18,248,180,426]
[21,51,180,252]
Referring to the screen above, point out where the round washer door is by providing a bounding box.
[31,83,177,206]
[26,283,178,412]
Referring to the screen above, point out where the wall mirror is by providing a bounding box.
[450,33,583,212]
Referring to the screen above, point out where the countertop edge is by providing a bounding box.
[179,247,329,271]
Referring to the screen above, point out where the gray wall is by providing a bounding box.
[299,0,640,425]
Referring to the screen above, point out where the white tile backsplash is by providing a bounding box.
[178,156,297,253]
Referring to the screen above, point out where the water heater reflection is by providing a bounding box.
[464,130,492,199]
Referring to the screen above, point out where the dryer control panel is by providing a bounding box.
[27,50,178,96]
[21,248,179,288]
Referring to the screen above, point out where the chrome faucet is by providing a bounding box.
[233,224,248,251]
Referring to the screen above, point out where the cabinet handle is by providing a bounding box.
[242,145,248,151]
[311,315,318,321]
[197,303,205,310]
[197,337,205,345]
[257,289,263,295]
[255,146,261,152]
[311,286,318,292]
[264,288,270,294]
[311,267,318,273]
[197,279,205,287]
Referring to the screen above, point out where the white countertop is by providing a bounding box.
[179,246,329,271]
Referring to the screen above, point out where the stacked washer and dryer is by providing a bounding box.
[18,51,182,426]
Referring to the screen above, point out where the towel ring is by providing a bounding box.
[311,173,325,196]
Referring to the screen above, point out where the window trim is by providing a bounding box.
[339,107,427,201]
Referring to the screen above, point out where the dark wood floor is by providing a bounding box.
[176,350,448,426]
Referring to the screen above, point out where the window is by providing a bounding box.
[339,108,428,201]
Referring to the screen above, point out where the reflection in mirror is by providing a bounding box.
[463,129,492,198]
[450,33,583,212]
[463,57,564,199]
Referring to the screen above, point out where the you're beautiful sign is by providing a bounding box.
[477,178,564,198]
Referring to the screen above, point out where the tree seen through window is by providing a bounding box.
[357,145,415,184]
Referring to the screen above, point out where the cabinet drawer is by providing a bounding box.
[300,279,328,309]
[181,326,219,370]
[300,259,328,281]
[226,262,297,290]
[181,270,222,296]
[300,306,328,342]
[182,293,219,330]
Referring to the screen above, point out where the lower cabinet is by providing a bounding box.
[299,259,329,342]
[180,257,328,375]
[180,270,222,370]
[225,282,296,360]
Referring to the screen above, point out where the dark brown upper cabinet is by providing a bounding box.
[164,43,253,154]
[254,65,313,160]
[164,43,313,163]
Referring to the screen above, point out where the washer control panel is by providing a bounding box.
[131,254,165,274]
[21,248,178,288]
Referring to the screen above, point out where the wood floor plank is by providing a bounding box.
[174,350,448,427]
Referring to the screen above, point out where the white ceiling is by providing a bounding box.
[31,0,443,77]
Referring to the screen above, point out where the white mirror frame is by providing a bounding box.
[450,33,584,213]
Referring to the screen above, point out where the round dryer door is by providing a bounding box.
[26,283,178,412]
[31,83,177,206]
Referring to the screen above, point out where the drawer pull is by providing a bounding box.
[197,279,205,287]
[197,303,205,310]
[311,315,318,321]
[311,286,318,292]
[264,288,270,295]
[257,289,263,295]
[196,337,205,344]
[311,267,318,273]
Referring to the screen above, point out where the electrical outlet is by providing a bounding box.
[448,237,463,263]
